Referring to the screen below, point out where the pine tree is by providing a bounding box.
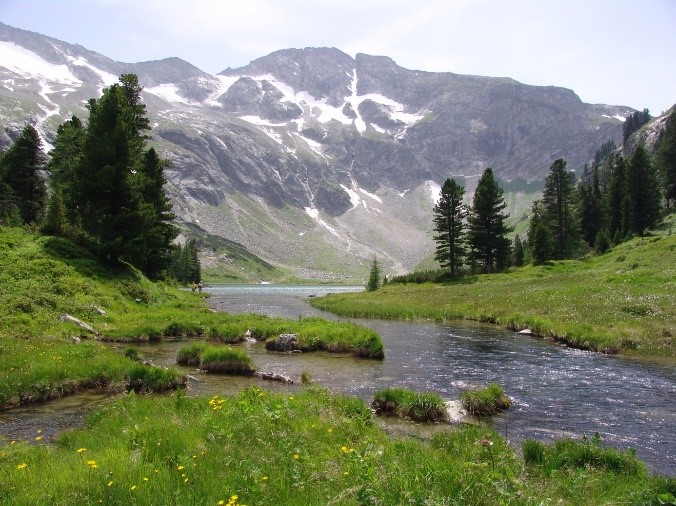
[42,184,67,236]
[658,110,676,210]
[126,148,178,278]
[527,200,554,264]
[367,257,381,291]
[578,166,603,246]
[432,178,466,276]
[0,125,47,224]
[604,155,628,239]
[626,144,661,235]
[622,108,651,145]
[542,158,579,258]
[47,115,84,223]
[512,234,525,267]
[467,168,511,273]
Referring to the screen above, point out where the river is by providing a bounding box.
[1,284,674,476]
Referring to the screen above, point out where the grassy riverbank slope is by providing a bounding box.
[3,388,674,505]
[311,231,676,356]
[0,227,382,408]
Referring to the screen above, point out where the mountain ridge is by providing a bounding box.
[0,21,654,282]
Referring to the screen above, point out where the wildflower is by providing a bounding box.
[327,427,333,433]
[261,476,268,481]
[143,477,149,482]
[177,465,185,470]
[16,463,27,470]
[344,471,349,476]
[481,439,493,447]
[340,446,349,453]
[130,485,137,491]
[293,453,299,460]
[77,448,86,454]
[35,436,43,441]
[87,460,97,466]
[218,501,225,505]
[107,481,113,487]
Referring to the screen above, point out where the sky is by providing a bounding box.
[1,0,675,115]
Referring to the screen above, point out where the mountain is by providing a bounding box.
[0,22,639,282]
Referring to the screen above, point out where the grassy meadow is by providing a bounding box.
[2,225,676,503]
[0,227,382,408]
[2,387,674,505]
[311,231,676,356]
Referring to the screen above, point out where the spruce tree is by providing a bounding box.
[658,110,676,210]
[467,168,511,273]
[626,144,661,235]
[527,200,554,264]
[604,155,628,239]
[46,115,84,223]
[512,234,525,267]
[578,166,603,247]
[367,257,381,291]
[542,158,579,258]
[0,125,47,224]
[432,178,466,276]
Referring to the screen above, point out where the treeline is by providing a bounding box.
[0,74,200,281]
[396,108,676,283]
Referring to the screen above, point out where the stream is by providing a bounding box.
[1,284,674,476]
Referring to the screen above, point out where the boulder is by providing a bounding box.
[265,333,299,352]
[59,314,97,335]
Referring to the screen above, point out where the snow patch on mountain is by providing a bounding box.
[146,84,196,104]
[0,41,80,84]
[67,56,117,86]
[427,180,442,204]
[305,207,339,237]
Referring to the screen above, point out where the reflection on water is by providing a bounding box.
[1,284,674,477]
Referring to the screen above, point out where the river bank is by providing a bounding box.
[310,233,676,357]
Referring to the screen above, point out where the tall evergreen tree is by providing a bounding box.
[541,158,579,258]
[527,200,554,264]
[604,155,628,239]
[46,115,84,222]
[512,234,525,267]
[367,257,381,291]
[0,125,47,224]
[467,168,511,273]
[432,178,466,276]
[578,166,603,246]
[75,84,140,263]
[622,108,651,145]
[626,144,661,235]
[658,110,676,210]
[126,148,178,278]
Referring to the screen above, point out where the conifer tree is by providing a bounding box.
[578,166,603,246]
[42,184,67,236]
[512,234,525,267]
[46,115,84,222]
[626,144,661,236]
[658,110,676,210]
[604,155,628,239]
[542,158,579,258]
[467,168,511,272]
[432,178,466,276]
[0,125,47,224]
[527,200,554,264]
[367,257,381,291]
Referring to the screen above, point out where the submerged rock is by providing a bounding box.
[265,333,299,352]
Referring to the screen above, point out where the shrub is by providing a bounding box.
[461,383,511,417]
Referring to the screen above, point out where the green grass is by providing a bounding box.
[371,387,447,422]
[0,227,382,407]
[1,388,672,505]
[311,231,676,356]
[177,343,255,375]
[460,383,512,417]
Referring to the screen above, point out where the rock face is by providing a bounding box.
[1,21,652,281]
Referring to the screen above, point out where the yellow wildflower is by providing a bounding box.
[35,436,43,441]
[177,465,185,470]
[143,477,149,482]
[16,463,27,470]
[107,481,113,487]
[293,453,299,459]
[77,448,86,454]
[130,485,137,491]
